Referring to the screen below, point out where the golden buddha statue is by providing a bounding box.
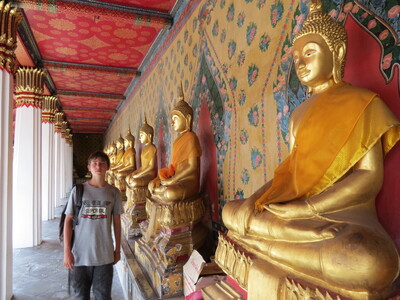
[114,128,137,193]
[108,135,124,186]
[213,1,400,299]
[135,88,207,298]
[122,118,157,237]
[148,89,202,203]
[106,142,117,185]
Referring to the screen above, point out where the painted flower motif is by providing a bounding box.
[270,1,283,28]
[240,129,249,144]
[220,0,226,9]
[241,168,250,184]
[228,40,237,59]
[337,12,346,22]
[248,64,259,86]
[189,62,193,72]
[177,40,181,50]
[234,189,244,200]
[281,45,293,63]
[237,50,246,66]
[257,0,266,9]
[184,54,188,66]
[368,19,377,29]
[238,89,246,106]
[222,63,229,74]
[251,148,262,169]
[212,20,219,36]
[193,44,198,57]
[329,9,337,19]
[220,29,226,43]
[351,5,360,14]
[227,4,235,22]
[259,33,271,52]
[176,62,180,74]
[193,18,198,31]
[248,105,259,126]
[188,36,193,46]
[293,14,305,35]
[237,12,245,27]
[382,52,393,70]
[228,77,238,91]
[388,5,400,18]
[246,22,257,45]
[343,2,353,13]
[379,29,389,41]
[361,12,369,19]
[184,30,189,43]
[184,80,189,91]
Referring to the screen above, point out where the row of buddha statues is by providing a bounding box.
[102,0,400,298]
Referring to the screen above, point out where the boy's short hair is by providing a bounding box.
[87,151,110,168]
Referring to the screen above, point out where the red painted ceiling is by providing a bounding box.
[14,0,178,134]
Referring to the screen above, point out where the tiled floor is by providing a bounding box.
[12,199,125,300]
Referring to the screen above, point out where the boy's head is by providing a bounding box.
[87,151,110,169]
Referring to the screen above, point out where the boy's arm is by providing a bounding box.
[113,214,121,264]
[63,214,74,270]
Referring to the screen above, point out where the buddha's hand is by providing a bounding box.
[266,199,313,219]
[160,177,175,186]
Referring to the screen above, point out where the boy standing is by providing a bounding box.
[64,151,122,300]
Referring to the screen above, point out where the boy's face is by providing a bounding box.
[88,158,109,177]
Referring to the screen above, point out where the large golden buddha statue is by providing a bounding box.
[122,118,157,237]
[212,1,400,299]
[114,128,137,193]
[135,88,207,298]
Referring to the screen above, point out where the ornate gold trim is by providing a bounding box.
[0,1,22,73]
[42,96,58,123]
[54,112,64,133]
[15,67,46,109]
[215,233,253,289]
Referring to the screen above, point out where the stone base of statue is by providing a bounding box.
[134,195,208,298]
[209,232,398,300]
[121,186,149,239]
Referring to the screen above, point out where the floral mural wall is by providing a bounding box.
[105,0,400,237]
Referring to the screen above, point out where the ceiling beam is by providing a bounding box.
[63,106,116,112]
[68,117,111,122]
[57,90,125,100]
[43,60,141,76]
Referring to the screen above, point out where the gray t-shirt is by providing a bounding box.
[65,181,122,266]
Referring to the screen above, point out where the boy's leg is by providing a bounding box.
[92,263,113,300]
[72,266,93,300]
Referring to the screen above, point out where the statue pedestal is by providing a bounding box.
[211,233,399,300]
[121,186,149,239]
[135,195,207,298]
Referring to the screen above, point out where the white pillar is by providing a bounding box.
[0,4,21,298]
[41,96,57,220]
[13,67,45,248]
[54,112,64,207]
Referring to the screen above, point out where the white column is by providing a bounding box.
[54,112,64,207]
[0,4,21,298]
[41,96,57,220]
[13,67,45,248]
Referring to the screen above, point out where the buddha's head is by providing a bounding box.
[140,116,154,144]
[124,128,135,149]
[116,135,124,151]
[292,0,347,92]
[171,85,193,133]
